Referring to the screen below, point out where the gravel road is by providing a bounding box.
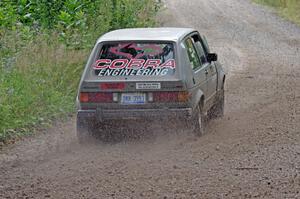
[1,0,300,198]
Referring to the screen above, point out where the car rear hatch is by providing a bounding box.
[79,41,190,109]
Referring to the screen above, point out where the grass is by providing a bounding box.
[253,0,300,26]
[0,0,160,144]
[0,33,88,143]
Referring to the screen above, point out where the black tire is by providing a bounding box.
[192,105,206,136]
[76,116,94,144]
[210,89,224,119]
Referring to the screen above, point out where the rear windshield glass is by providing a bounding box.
[92,42,176,77]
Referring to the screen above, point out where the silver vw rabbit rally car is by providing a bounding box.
[76,28,226,142]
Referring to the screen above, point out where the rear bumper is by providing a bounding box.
[77,108,193,121]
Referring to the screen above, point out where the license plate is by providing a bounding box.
[136,83,161,90]
[121,93,146,105]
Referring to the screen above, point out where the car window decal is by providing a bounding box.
[93,58,175,77]
[93,42,176,77]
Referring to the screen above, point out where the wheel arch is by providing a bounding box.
[194,89,205,109]
[222,75,226,89]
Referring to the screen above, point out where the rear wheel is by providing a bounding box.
[76,116,94,144]
[192,105,206,136]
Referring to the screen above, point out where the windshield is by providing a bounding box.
[92,42,176,77]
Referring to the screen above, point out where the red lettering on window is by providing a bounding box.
[143,59,161,68]
[127,59,145,68]
[160,59,176,68]
[110,59,129,69]
[93,59,111,69]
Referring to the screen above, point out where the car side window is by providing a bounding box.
[191,34,208,65]
[184,38,201,70]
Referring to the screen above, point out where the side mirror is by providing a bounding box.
[207,53,218,62]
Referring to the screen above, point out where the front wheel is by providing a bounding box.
[209,89,224,119]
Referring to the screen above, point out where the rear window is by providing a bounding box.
[92,42,176,77]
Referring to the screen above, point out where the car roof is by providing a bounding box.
[97,27,196,43]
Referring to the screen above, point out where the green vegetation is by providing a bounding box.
[0,0,160,143]
[254,0,300,25]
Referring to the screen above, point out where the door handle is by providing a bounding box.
[205,69,209,75]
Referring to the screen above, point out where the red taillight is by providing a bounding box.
[79,92,89,103]
[79,92,113,103]
[153,91,190,102]
[154,92,178,102]
[178,92,190,102]
[100,83,125,90]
